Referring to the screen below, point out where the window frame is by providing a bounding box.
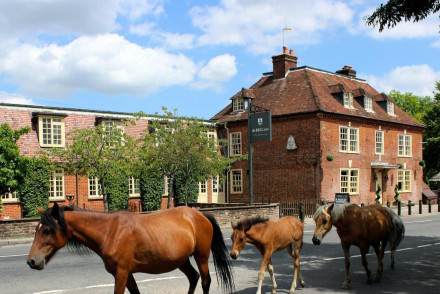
[397,170,411,192]
[232,97,244,112]
[340,168,359,195]
[38,116,65,148]
[229,132,242,156]
[387,101,395,116]
[364,96,373,112]
[339,126,359,153]
[343,92,354,109]
[129,176,140,197]
[398,134,412,157]
[375,130,384,155]
[230,169,243,194]
[103,120,124,147]
[2,190,19,203]
[88,177,103,199]
[49,169,65,200]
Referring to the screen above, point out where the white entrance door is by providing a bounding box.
[376,171,383,205]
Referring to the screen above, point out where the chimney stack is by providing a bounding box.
[336,65,356,78]
[272,46,298,80]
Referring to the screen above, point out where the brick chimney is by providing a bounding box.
[272,46,298,80]
[336,65,356,78]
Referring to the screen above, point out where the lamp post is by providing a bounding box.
[66,194,74,206]
[247,98,254,205]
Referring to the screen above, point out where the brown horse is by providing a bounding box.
[27,203,234,294]
[230,216,305,294]
[312,203,405,289]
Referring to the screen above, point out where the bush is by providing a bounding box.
[106,168,129,212]
[174,173,199,205]
[139,167,163,211]
[19,157,51,218]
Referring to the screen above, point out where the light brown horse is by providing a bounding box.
[312,203,405,289]
[230,216,305,294]
[27,203,234,294]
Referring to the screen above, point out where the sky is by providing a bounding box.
[0,0,439,120]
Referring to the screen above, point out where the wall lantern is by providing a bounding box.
[286,135,297,150]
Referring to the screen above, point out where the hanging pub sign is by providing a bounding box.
[335,193,350,204]
[250,111,272,143]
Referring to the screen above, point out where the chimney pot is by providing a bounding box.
[289,49,294,55]
[336,65,356,78]
[283,46,288,54]
[272,47,298,79]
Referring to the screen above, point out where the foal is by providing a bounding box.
[230,216,305,294]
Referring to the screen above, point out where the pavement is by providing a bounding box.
[1,203,439,247]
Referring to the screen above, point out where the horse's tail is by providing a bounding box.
[387,208,405,250]
[203,213,235,294]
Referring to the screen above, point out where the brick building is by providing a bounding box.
[0,104,224,219]
[212,47,425,205]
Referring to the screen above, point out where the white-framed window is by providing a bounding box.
[49,169,65,200]
[397,170,411,192]
[232,97,244,112]
[375,130,384,155]
[387,101,395,115]
[103,120,124,146]
[339,126,359,153]
[230,132,242,156]
[212,176,224,194]
[340,168,359,195]
[199,180,207,194]
[2,190,19,203]
[364,96,373,112]
[398,134,412,157]
[38,116,65,147]
[129,176,140,197]
[230,169,242,194]
[88,177,103,199]
[343,92,354,108]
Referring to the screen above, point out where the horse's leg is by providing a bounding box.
[375,240,387,282]
[194,253,211,294]
[360,243,373,285]
[113,269,129,294]
[179,259,200,294]
[266,259,277,294]
[126,274,140,294]
[256,251,271,294]
[341,242,351,289]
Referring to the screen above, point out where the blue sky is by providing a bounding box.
[0,0,439,120]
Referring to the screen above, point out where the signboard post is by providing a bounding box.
[334,193,350,204]
[247,100,272,205]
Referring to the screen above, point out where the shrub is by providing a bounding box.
[139,167,163,211]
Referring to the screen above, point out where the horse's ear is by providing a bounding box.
[36,207,45,214]
[327,203,335,213]
[231,222,236,230]
[51,202,61,221]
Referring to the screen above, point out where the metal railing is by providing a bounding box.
[279,199,323,220]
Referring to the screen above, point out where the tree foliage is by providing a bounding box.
[139,166,164,211]
[422,82,440,181]
[0,123,30,216]
[365,0,440,32]
[388,90,434,122]
[43,121,136,212]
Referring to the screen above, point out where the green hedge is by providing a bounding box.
[139,167,164,211]
[106,168,129,212]
[174,173,199,205]
[19,157,51,218]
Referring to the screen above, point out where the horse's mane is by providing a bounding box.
[235,216,269,230]
[313,203,353,222]
[41,205,91,255]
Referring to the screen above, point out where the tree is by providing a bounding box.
[365,0,440,32]
[422,81,440,181]
[139,108,238,207]
[44,121,136,212]
[388,90,434,122]
[0,123,30,216]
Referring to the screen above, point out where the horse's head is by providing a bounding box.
[27,203,68,270]
[312,203,334,245]
[229,222,249,260]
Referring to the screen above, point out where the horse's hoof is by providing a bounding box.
[272,290,277,294]
[300,280,306,287]
[341,284,350,290]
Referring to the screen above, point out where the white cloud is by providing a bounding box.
[0,34,197,97]
[129,22,156,36]
[190,0,354,54]
[362,65,440,97]
[193,54,237,90]
[0,92,34,105]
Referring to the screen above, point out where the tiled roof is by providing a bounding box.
[211,66,425,128]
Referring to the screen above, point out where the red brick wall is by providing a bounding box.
[320,114,423,205]
[0,105,150,219]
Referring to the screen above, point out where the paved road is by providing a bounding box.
[1,213,440,294]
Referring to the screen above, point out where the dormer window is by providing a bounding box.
[232,97,244,112]
[343,92,353,108]
[387,101,395,116]
[364,96,373,112]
